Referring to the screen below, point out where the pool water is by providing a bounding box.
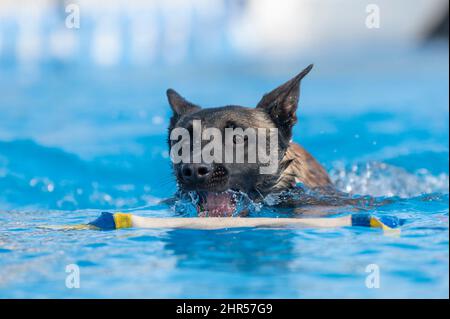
[0,47,448,298]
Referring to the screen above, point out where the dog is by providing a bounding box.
[166,65,350,216]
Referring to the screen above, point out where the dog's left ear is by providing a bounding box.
[256,64,313,140]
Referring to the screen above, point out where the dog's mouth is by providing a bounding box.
[196,191,237,217]
[176,189,255,217]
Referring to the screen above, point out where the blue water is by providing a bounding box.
[0,47,448,298]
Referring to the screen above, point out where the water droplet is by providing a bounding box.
[47,184,54,192]
[152,115,164,125]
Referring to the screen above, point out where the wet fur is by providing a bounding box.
[273,142,331,190]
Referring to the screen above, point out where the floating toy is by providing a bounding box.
[55,212,401,233]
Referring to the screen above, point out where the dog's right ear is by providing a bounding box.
[166,89,200,119]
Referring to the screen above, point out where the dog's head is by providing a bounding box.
[166,65,313,215]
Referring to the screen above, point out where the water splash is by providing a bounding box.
[172,161,449,217]
[174,190,261,217]
[330,161,449,198]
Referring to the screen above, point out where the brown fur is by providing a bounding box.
[275,143,332,190]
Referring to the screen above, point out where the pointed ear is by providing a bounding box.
[256,64,313,140]
[166,89,200,118]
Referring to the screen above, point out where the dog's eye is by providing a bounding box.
[233,134,246,144]
[226,122,248,145]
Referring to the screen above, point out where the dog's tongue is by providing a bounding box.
[198,192,236,217]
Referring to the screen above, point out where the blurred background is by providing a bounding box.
[0,0,448,210]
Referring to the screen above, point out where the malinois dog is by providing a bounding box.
[166,65,347,216]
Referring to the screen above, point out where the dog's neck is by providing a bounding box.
[272,142,332,191]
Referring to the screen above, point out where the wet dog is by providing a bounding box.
[166,65,340,216]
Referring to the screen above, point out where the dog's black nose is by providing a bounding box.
[180,163,212,183]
